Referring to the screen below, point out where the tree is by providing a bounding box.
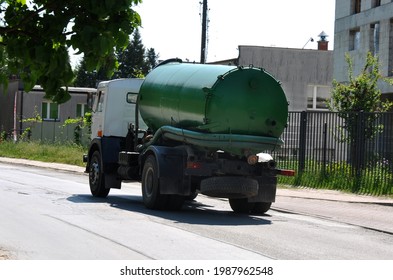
[145,47,159,72]
[0,0,141,103]
[328,52,393,179]
[329,52,393,139]
[74,30,159,85]
[117,29,146,78]
[73,57,108,88]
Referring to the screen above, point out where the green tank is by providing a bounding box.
[138,61,288,155]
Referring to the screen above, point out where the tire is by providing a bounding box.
[185,192,198,201]
[229,198,252,213]
[166,195,185,210]
[252,202,272,214]
[229,199,272,214]
[89,151,110,198]
[141,155,168,209]
[200,177,258,198]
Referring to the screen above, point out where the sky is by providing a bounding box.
[133,0,336,63]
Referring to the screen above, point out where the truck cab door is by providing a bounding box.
[91,89,105,139]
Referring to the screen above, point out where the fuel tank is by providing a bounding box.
[138,61,288,140]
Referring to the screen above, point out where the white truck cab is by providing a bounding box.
[91,78,146,139]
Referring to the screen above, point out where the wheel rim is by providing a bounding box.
[145,167,154,198]
[90,158,100,187]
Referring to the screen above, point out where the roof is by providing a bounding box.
[31,85,96,94]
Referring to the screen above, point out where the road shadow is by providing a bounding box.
[67,194,272,226]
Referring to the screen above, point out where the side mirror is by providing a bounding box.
[126,92,138,104]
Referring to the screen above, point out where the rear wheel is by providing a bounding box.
[89,151,110,198]
[185,192,198,201]
[228,198,251,213]
[142,155,168,209]
[253,202,272,214]
[229,199,272,214]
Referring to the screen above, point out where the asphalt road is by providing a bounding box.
[1,162,393,260]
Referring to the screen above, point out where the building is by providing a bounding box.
[237,35,333,111]
[0,84,95,142]
[334,0,393,98]
[233,38,335,161]
[0,80,20,138]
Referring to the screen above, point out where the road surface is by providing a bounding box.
[1,162,392,260]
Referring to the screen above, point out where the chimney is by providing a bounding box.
[317,31,329,51]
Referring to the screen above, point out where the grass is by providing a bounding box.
[0,140,86,166]
[278,160,393,196]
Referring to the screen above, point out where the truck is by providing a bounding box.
[84,59,294,214]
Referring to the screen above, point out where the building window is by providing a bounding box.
[307,85,331,110]
[76,104,89,118]
[370,22,380,56]
[351,0,361,14]
[388,19,393,76]
[372,0,381,7]
[349,28,361,51]
[42,102,59,121]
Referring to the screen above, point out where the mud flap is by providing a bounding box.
[104,173,121,189]
[144,146,191,196]
[248,174,277,203]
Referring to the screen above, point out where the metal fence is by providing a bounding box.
[272,111,393,195]
[26,121,90,146]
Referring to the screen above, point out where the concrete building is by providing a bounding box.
[0,84,95,142]
[334,0,393,98]
[237,35,333,111]
[0,80,20,138]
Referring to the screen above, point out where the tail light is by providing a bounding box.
[278,169,296,176]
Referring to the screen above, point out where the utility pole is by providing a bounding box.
[200,0,208,64]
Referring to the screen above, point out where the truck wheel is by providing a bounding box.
[229,199,272,214]
[200,177,258,198]
[142,155,168,209]
[166,195,185,210]
[252,202,272,214]
[89,151,110,198]
[229,198,253,213]
[185,192,198,201]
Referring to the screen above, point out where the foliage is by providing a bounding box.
[0,130,7,141]
[145,47,158,70]
[22,106,42,124]
[328,52,393,142]
[74,29,159,87]
[73,59,108,88]
[116,29,159,78]
[20,106,42,141]
[63,112,91,145]
[0,0,142,103]
[277,159,393,196]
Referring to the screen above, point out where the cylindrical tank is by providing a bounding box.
[138,61,288,139]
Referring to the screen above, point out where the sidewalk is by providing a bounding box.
[277,187,393,204]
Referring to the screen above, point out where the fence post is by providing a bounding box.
[298,111,307,173]
[322,122,328,177]
[352,111,365,191]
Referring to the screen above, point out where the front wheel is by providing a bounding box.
[89,151,110,198]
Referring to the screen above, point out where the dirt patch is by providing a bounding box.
[0,249,11,260]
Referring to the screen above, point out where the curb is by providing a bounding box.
[0,157,85,174]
